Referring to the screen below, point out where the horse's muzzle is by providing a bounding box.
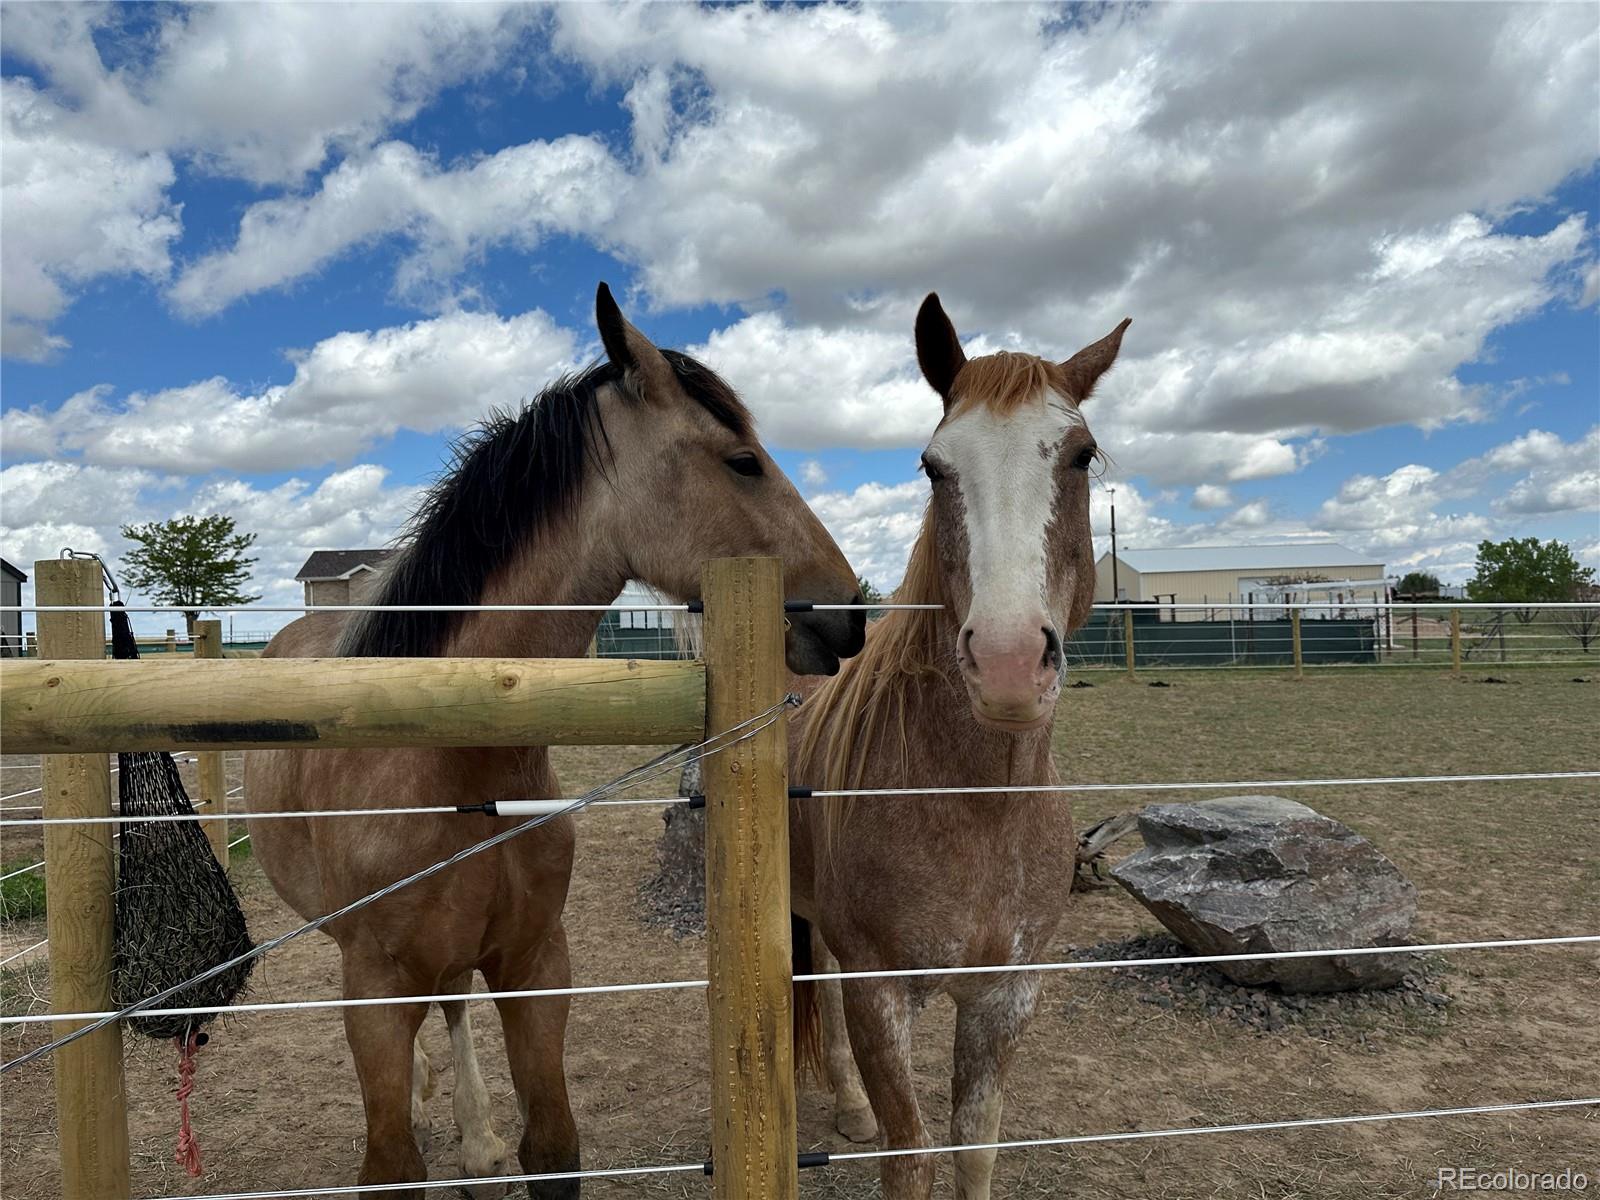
[785,604,866,676]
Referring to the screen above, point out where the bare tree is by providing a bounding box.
[1555,584,1600,654]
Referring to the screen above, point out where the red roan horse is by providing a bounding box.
[790,294,1129,1199]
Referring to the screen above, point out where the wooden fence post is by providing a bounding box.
[1451,608,1462,675]
[1123,609,1136,679]
[701,557,798,1200]
[164,628,176,654]
[1291,607,1304,679]
[192,619,229,865]
[35,558,131,1200]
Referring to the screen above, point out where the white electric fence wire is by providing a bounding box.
[0,939,49,969]
[9,934,1594,1026]
[8,599,1597,613]
[133,1095,1600,1200]
[145,1158,707,1200]
[10,768,1595,829]
[801,768,1600,800]
[0,759,200,810]
[0,787,248,968]
[1,795,684,827]
[830,1096,1600,1167]
[0,701,794,1073]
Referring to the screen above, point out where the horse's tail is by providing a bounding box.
[791,914,824,1082]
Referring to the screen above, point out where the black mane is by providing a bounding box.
[338,350,749,657]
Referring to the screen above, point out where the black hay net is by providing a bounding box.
[110,607,254,1041]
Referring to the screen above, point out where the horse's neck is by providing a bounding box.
[440,513,628,790]
[445,515,625,661]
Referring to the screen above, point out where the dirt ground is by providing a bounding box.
[3,667,1596,1198]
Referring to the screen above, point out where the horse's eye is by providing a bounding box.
[1073,446,1098,470]
[727,453,763,478]
[921,455,946,483]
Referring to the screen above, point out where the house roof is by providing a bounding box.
[1100,542,1384,575]
[295,549,396,581]
[0,557,26,583]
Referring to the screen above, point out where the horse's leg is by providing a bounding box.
[342,945,429,1198]
[442,990,515,1198]
[411,1026,438,1149]
[812,929,876,1142]
[486,925,581,1199]
[841,977,934,1199]
[949,975,1040,1200]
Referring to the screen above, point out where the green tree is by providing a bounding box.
[1466,538,1594,604]
[119,514,261,633]
[857,575,885,620]
[1396,571,1441,596]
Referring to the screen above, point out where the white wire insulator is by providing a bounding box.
[7,934,1594,1026]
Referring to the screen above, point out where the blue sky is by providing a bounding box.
[2,3,1596,633]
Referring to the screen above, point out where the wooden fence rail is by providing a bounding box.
[0,656,706,753]
[11,556,791,1200]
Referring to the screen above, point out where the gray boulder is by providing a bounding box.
[1110,796,1418,992]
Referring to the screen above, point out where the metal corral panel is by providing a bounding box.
[1063,614,1379,667]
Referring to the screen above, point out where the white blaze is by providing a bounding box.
[927,392,1083,645]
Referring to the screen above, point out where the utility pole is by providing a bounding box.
[1108,485,1120,602]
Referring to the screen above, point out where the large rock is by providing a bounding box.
[1110,796,1418,992]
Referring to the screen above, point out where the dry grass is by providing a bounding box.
[1,668,1595,1198]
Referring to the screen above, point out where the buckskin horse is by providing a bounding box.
[246,284,864,1198]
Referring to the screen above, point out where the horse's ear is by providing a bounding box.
[915,292,967,407]
[1059,318,1131,403]
[596,281,675,399]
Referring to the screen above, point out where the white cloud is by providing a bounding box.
[1,78,181,360]
[690,313,933,449]
[799,459,828,487]
[805,479,929,593]
[1223,499,1273,529]
[2,308,581,472]
[1191,484,1234,511]
[168,137,627,317]
[1,3,536,185]
[0,460,421,637]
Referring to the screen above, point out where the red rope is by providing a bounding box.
[174,1033,203,1177]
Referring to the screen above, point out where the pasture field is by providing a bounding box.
[3,666,1596,1198]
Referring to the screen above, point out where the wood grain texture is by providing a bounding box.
[701,558,798,1200]
[1,655,705,752]
[192,620,229,864]
[1124,611,1137,678]
[36,558,131,1199]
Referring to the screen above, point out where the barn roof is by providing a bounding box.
[1103,542,1384,574]
[294,549,396,581]
[0,557,26,583]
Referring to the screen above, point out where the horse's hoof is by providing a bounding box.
[412,1111,437,1154]
[835,1104,878,1143]
[457,1140,515,1199]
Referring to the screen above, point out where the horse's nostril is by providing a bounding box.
[959,626,977,669]
[1042,626,1063,669]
